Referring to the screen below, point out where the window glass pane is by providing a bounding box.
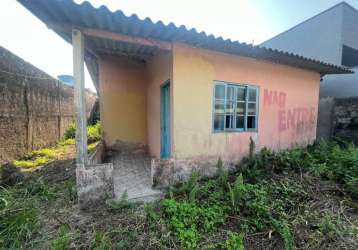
[247,116,256,129]
[236,87,246,101]
[215,85,225,99]
[226,101,235,113]
[236,115,244,129]
[226,86,235,100]
[248,103,256,115]
[236,102,245,115]
[214,100,225,114]
[214,114,224,130]
[226,115,234,129]
[213,82,258,132]
[248,88,257,102]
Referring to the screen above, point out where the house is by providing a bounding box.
[18,0,351,205]
[261,1,358,139]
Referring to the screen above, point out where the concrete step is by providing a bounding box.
[128,189,165,203]
[115,188,165,203]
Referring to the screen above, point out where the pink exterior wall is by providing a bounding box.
[172,43,320,161]
[99,52,172,156]
[146,51,172,158]
[99,56,148,147]
[99,42,320,165]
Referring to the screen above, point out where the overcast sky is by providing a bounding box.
[1,0,358,92]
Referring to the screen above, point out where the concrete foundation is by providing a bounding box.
[151,156,238,187]
[76,163,114,209]
[76,141,114,209]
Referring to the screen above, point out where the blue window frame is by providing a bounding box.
[213,81,259,132]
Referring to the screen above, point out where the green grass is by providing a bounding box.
[58,138,75,146]
[2,139,357,249]
[63,121,101,143]
[12,122,101,170]
[0,179,56,249]
[240,139,358,197]
[13,156,53,169]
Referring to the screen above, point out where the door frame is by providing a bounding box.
[160,80,171,158]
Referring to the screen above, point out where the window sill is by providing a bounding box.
[212,129,258,134]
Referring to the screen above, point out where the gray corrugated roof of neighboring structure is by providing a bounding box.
[18,0,352,75]
[261,1,358,46]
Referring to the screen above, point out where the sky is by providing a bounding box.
[1,0,358,92]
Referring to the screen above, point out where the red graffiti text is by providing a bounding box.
[264,89,286,108]
[278,107,315,132]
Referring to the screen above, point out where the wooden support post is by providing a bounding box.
[72,29,88,166]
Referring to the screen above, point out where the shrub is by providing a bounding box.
[87,122,101,143]
[63,121,101,143]
[345,177,358,198]
[63,122,76,140]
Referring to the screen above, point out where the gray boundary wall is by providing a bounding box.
[0,46,96,164]
[317,97,335,140]
[317,96,358,143]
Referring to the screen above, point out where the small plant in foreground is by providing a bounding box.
[51,225,70,250]
[217,156,229,188]
[89,230,112,250]
[225,231,245,250]
[107,191,133,210]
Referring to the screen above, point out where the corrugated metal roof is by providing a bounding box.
[18,0,352,75]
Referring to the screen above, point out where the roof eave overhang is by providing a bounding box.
[17,0,353,76]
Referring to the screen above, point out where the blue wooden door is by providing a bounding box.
[160,82,171,158]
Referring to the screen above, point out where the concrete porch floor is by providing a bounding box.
[105,149,164,203]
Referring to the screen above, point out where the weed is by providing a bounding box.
[51,225,70,250]
[272,220,294,250]
[63,121,101,143]
[32,148,60,158]
[319,211,342,240]
[58,138,75,146]
[13,156,52,169]
[89,230,112,250]
[345,177,358,198]
[0,184,38,249]
[63,122,76,140]
[88,142,99,152]
[162,199,224,249]
[144,204,160,229]
[87,122,101,143]
[63,180,77,204]
[178,171,199,197]
[227,173,244,211]
[189,183,199,203]
[217,157,229,188]
[106,191,133,211]
[225,231,245,250]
